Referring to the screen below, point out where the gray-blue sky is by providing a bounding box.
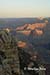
[0,0,50,18]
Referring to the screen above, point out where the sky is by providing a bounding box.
[0,0,50,18]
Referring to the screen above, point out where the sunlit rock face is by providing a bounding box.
[16,24,28,30]
[17,41,27,48]
[27,23,46,30]
[16,23,46,36]
[17,30,31,36]
[16,23,46,31]
[34,29,43,36]
[26,24,35,30]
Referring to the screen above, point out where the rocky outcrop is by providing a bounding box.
[16,24,28,30]
[17,30,31,36]
[16,23,46,31]
[34,29,43,36]
[17,41,27,48]
[16,23,46,36]
[26,23,46,30]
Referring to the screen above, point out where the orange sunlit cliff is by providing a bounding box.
[16,24,28,30]
[26,23,46,30]
[34,29,43,36]
[16,23,46,30]
[17,30,31,36]
[16,23,46,36]
[17,41,27,48]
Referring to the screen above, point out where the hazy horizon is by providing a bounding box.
[0,0,50,18]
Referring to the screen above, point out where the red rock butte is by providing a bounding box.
[16,23,46,31]
[17,41,26,48]
[34,29,43,36]
[16,23,46,36]
[26,23,46,30]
